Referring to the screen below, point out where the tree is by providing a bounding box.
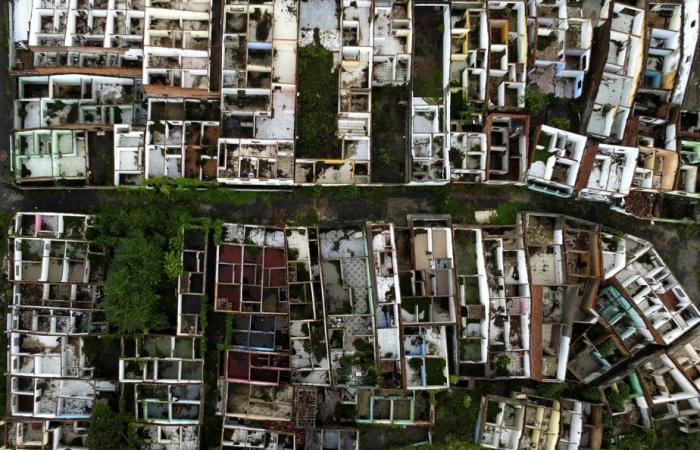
[104,230,168,334]
[86,404,125,450]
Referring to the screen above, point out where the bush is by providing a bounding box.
[536,383,567,399]
[606,383,631,413]
[613,429,700,450]
[579,386,603,403]
[331,185,361,200]
[523,86,551,115]
[547,117,571,129]
[433,389,482,448]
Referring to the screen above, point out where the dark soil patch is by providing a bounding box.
[413,6,444,99]
[87,131,114,186]
[371,85,408,183]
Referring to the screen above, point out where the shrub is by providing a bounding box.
[297,37,340,158]
[606,383,631,413]
[523,86,551,115]
[536,383,567,399]
[547,117,571,129]
[489,202,524,225]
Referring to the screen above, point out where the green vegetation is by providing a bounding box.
[377,148,393,168]
[454,229,478,274]
[330,185,362,201]
[488,202,525,225]
[310,323,328,361]
[449,147,464,168]
[606,383,631,413]
[425,358,447,385]
[218,313,234,351]
[86,403,140,450]
[533,146,551,163]
[494,354,511,375]
[430,389,482,449]
[607,428,700,450]
[289,208,321,225]
[199,295,208,356]
[334,339,377,386]
[103,230,169,333]
[460,339,482,361]
[388,438,482,450]
[523,85,552,116]
[533,131,553,163]
[450,91,475,125]
[414,62,443,98]
[547,117,571,129]
[579,386,604,403]
[200,293,226,450]
[164,231,184,279]
[353,338,379,386]
[335,354,354,385]
[94,202,196,334]
[536,382,567,399]
[143,176,220,190]
[296,34,340,158]
[120,178,263,207]
[436,185,480,223]
[402,297,431,321]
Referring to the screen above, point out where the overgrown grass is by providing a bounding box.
[296,36,340,158]
[533,146,551,163]
[609,427,700,450]
[488,202,525,225]
[116,181,263,206]
[547,117,571,129]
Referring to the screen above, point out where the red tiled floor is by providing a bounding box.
[267,268,287,287]
[216,284,240,311]
[219,244,242,264]
[218,264,234,284]
[263,247,286,269]
[227,351,250,381]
